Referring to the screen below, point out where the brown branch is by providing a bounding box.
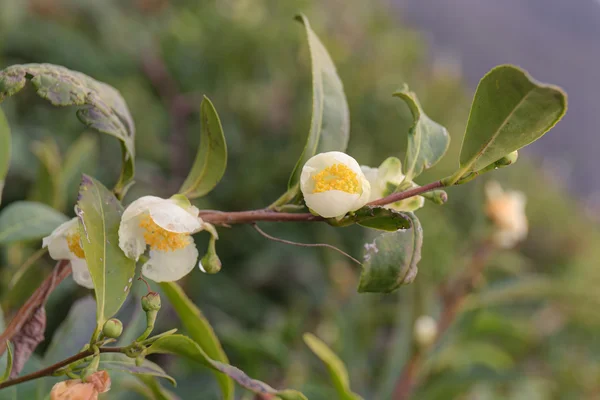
[392,241,494,400]
[0,347,124,390]
[0,260,71,357]
[200,181,443,226]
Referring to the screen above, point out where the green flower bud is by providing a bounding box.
[494,151,519,167]
[199,236,222,274]
[141,292,161,312]
[102,318,123,338]
[422,189,448,205]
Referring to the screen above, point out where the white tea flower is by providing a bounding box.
[485,181,528,248]
[300,151,371,219]
[361,157,424,212]
[43,218,94,289]
[118,195,203,282]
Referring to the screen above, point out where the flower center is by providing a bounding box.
[312,163,360,194]
[66,233,85,259]
[139,214,191,251]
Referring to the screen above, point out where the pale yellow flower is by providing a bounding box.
[300,152,371,218]
[118,196,203,282]
[42,218,93,289]
[485,181,528,248]
[50,370,110,400]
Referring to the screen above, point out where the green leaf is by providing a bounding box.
[457,65,566,177]
[160,281,234,399]
[136,375,179,400]
[287,14,350,191]
[0,201,68,244]
[0,341,13,383]
[303,333,362,400]
[76,175,136,326]
[147,334,307,400]
[61,134,98,199]
[0,64,136,197]
[0,107,10,206]
[98,358,176,387]
[358,212,422,293]
[332,206,412,231]
[179,96,227,199]
[393,86,450,181]
[28,138,64,210]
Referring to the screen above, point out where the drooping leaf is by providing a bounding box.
[0,341,13,383]
[160,281,234,399]
[136,375,179,400]
[179,96,227,199]
[0,107,10,206]
[76,175,136,326]
[287,14,350,191]
[457,65,566,177]
[0,64,136,197]
[394,86,450,181]
[331,206,412,231]
[147,334,307,400]
[28,138,64,210]
[98,358,176,387]
[358,212,422,293]
[0,201,68,244]
[303,333,363,400]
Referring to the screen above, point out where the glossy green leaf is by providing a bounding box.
[147,334,307,400]
[76,175,135,326]
[0,341,13,383]
[358,212,422,293]
[332,206,412,231]
[0,201,68,244]
[160,281,234,399]
[394,86,450,181]
[457,65,566,177]
[0,107,10,206]
[0,63,136,197]
[303,333,362,400]
[288,14,350,190]
[179,96,227,199]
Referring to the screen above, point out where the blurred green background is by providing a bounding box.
[1,0,599,399]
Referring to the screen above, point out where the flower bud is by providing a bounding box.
[102,318,123,339]
[494,151,519,167]
[141,292,161,312]
[413,315,438,348]
[422,189,448,205]
[199,236,222,274]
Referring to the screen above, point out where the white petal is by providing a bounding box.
[148,200,201,233]
[142,242,199,282]
[304,191,361,218]
[118,215,147,261]
[43,218,79,260]
[121,196,165,223]
[70,259,94,289]
[354,175,371,209]
[378,157,404,184]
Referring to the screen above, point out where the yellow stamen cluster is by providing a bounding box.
[66,233,85,259]
[312,163,360,194]
[139,214,190,251]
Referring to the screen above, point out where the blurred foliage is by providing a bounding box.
[0,0,599,399]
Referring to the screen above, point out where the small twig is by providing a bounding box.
[201,181,444,226]
[0,260,71,357]
[392,240,494,400]
[137,275,152,293]
[251,223,362,265]
[0,347,125,390]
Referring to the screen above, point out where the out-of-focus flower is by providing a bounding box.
[485,181,528,248]
[118,195,203,282]
[43,218,93,289]
[413,315,438,348]
[50,370,110,400]
[300,151,371,218]
[361,157,424,212]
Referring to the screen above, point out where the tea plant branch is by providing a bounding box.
[0,260,71,357]
[251,223,362,265]
[200,180,444,225]
[393,240,494,400]
[0,346,125,390]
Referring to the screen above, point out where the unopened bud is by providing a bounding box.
[414,315,438,348]
[494,151,519,167]
[422,189,448,205]
[199,236,221,274]
[102,318,123,339]
[141,292,161,312]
